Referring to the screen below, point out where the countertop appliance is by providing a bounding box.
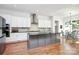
[0,16,6,54]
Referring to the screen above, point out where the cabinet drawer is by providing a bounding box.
[38,38,45,47]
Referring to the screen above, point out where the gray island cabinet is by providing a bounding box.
[27,33,60,49]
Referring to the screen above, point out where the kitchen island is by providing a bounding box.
[27,32,60,49]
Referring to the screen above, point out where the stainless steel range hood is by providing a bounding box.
[31,13,38,24]
[29,13,39,32]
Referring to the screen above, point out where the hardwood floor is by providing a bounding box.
[3,41,28,55]
[3,39,79,55]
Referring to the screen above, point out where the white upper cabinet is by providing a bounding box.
[38,15,51,28]
[0,14,31,27]
[18,17,31,27]
[11,15,31,27]
[11,16,18,27]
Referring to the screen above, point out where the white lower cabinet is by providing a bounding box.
[6,33,28,43]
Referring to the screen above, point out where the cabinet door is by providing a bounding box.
[11,16,18,27]
[18,17,28,27]
[17,17,22,27]
[38,15,51,28]
[17,33,28,40]
[38,36,45,47]
[21,17,31,27]
[50,35,56,44]
[29,39,38,49]
[45,36,51,46]
[28,35,39,49]
[11,16,31,27]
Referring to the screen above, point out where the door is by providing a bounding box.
[50,34,56,44]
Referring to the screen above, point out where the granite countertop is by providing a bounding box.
[28,31,58,35]
[11,30,40,33]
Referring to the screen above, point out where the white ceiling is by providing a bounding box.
[0,4,79,17]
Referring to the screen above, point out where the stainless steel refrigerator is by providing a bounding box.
[0,16,6,54]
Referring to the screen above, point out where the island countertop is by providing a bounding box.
[28,31,60,35]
